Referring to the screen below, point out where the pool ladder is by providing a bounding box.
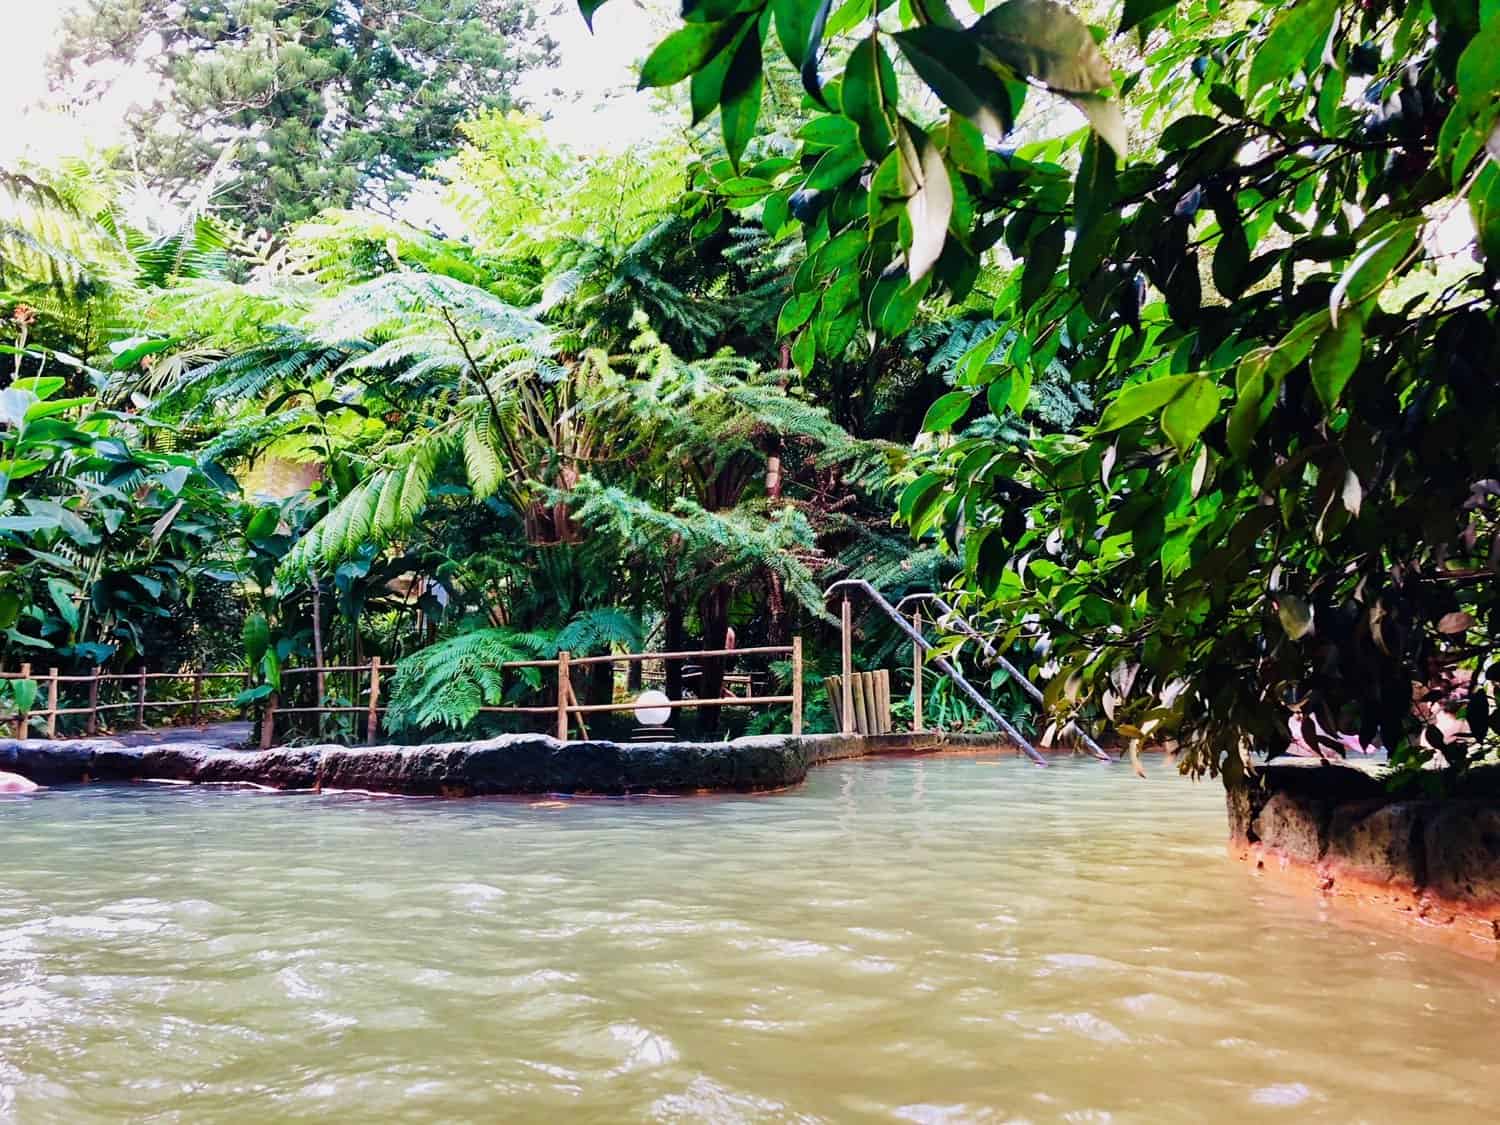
[823,579,1112,768]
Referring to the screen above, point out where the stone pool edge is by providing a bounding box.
[0,730,1025,798]
[1229,757,1500,952]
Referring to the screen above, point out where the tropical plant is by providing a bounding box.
[601,0,1500,782]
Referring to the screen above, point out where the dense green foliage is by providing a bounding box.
[607,0,1500,781]
[9,0,1498,777]
[53,0,555,229]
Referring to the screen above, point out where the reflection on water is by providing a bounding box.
[2,755,1497,1122]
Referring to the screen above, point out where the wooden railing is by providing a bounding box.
[1,663,251,739]
[3,638,804,747]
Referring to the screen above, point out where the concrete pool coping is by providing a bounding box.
[0,730,1048,797]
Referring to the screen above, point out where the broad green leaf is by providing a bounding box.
[922,391,974,433]
[945,113,991,185]
[1096,373,1195,432]
[773,0,817,66]
[1309,309,1364,409]
[1329,221,1419,326]
[1212,214,1250,299]
[986,372,1017,415]
[1119,0,1175,34]
[778,291,820,336]
[798,115,857,150]
[791,327,816,374]
[1247,0,1337,96]
[898,123,954,282]
[242,612,270,666]
[973,0,1114,94]
[639,21,735,88]
[898,472,945,520]
[46,578,79,631]
[842,34,896,159]
[805,142,866,189]
[892,26,1012,137]
[1021,219,1065,307]
[1160,377,1222,454]
[720,27,764,168]
[690,19,754,124]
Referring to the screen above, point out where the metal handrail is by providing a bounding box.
[825,578,1050,767]
[895,592,1112,763]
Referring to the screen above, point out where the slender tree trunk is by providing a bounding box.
[697,584,732,734]
[663,596,685,704]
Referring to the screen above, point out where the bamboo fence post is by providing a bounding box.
[912,608,924,733]
[191,671,204,725]
[791,635,803,736]
[365,656,382,745]
[556,650,571,741]
[135,667,147,728]
[15,660,30,741]
[86,669,100,736]
[260,692,278,750]
[840,597,854,734]
[852,671,870,735]
[45,667,59,739]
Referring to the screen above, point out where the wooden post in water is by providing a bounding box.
[14,662,30,739]
[45,667,59,739]
[135,667,147,728]
[86,669,100,736]
[911,608,923,733]
[366,656,382,745]
[556,650,571,741]
[191,671,204,725]
[790,635,803,736]
[840,597,854,734]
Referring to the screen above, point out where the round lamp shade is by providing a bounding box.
[633,690,672,727]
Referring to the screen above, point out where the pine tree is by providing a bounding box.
[51,0,556,230]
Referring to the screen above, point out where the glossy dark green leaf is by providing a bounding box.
[842,34,897,159]
[720,26,764,169]
[1021,219,1065,308]
[1246,0,1337,96]
[1212,214,1250,300]
[972,0,1114,94]
[892,26,1012,137]
[1096,374,1195,432]
[899,472,945,520]
[1119,0,1175,35]
[690,19,754,124]
[1310,308,1364,409]
[1160,376,1221,454]
[639,21,735,88]
[805,143,866,189]
[921,390,974,433]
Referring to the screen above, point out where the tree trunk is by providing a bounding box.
[664,598,685,703]
[696,584,732,734]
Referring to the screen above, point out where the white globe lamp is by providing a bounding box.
[633,690,672,727]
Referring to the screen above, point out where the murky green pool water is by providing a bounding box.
[2,754,1497,1122]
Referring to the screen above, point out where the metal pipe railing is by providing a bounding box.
[824,579,1050,767]
[895,592,1112,763]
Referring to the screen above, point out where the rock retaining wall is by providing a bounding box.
[0,729,1019,798]
[1231,757,1500,948]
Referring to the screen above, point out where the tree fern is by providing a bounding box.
[384,627,549,733]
